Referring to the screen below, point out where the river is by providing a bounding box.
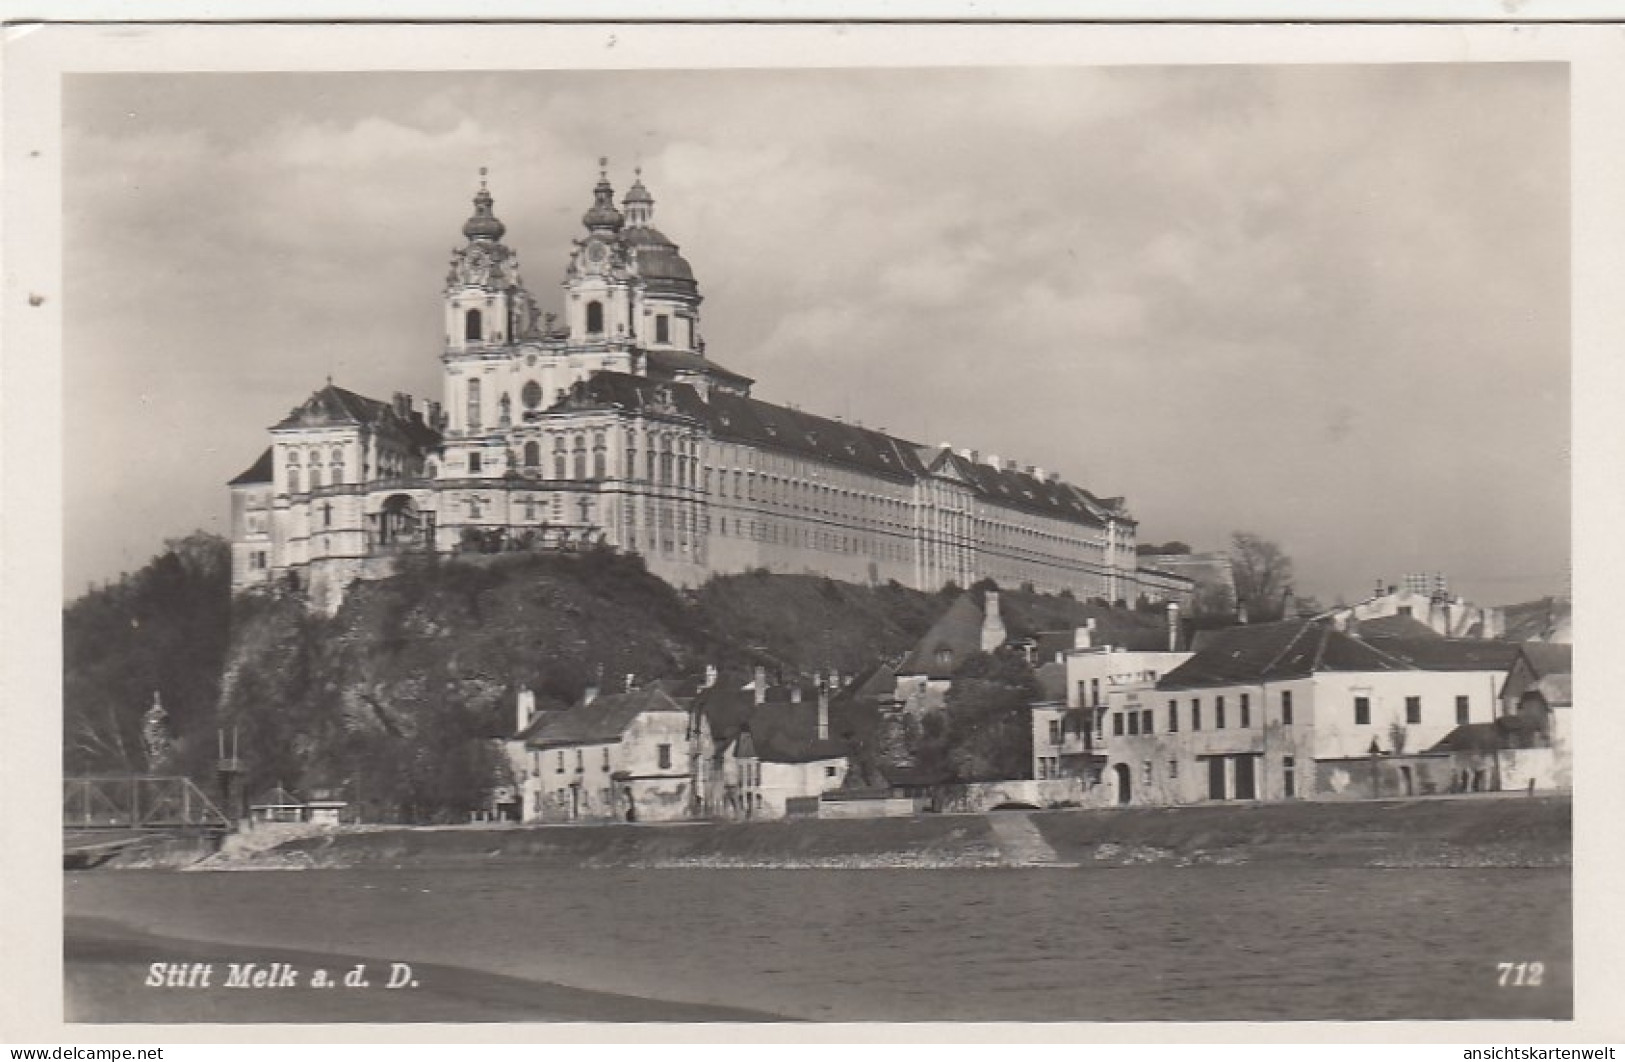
[65,864,1571,1022]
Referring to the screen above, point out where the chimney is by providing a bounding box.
[624,672,636,692]
[1004,459,1019,472]
[980,590,1007,653]
[582,683,599,707]
[986,453,1001,470]
[753,666,767,706]
[791,685,803,704]
[516,688,536,734]
[392,391,412,419]
[817,680,830,742]
[1074,619,1095,651]
[427,400,443,430]
[703,664,718,690]
[1166,602,1180,652]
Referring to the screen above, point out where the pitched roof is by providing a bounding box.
[250,785,303,807]
[845,659,900,703]
[271,383,441,450]
[899,592,990,678]
[744,698,849,764]
[1519,642,1573,679]
[920,446,1123,530]
[1159,619,1412,689]
[273,383,392,431]
[1429,714,1548,753]
[707,391,926,483]
[228,447,274,486]
[1361,637,1520,672]
[1428,722,1506,753]
[1354,614,1442,640]
[692,674,853,762]
[644,348,754,387]
[1072,607,1177,653]
[521,686,687,749]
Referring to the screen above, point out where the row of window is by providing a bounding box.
[1113,691,1286,737]
[1108,691,1474,736]
[1353,695,1471,727]
[540,743,673,775]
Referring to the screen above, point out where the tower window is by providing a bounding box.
[586,301,604,335]
[465,308,482,342]
[467,378,482,431]
[523,441,540,468]
[655,315,670,344]
[522,380,542,410]
[468,452,482,474]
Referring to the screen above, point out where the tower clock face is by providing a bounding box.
[586,241,608,267]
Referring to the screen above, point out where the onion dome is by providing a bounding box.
[462,168,507,241]
[581,157,625,233]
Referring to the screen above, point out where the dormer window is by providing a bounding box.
[465,308,482,342]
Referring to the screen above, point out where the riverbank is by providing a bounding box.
[171,794,1570,872]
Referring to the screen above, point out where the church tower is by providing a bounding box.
[563,160,638,348]
[441,171,534,475]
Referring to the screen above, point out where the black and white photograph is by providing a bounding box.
[6,17,1621,1040]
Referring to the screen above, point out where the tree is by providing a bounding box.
[1230,531,1295,623]
[910,651,1039,782]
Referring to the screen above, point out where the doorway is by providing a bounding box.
[1113,763,1132,805]
[1234,755,1257,800]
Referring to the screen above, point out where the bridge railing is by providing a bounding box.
[63,776,231,831]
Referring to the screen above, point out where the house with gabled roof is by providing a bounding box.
[1491,642,1573,788]
[893,589,1009,712]
[691,668,853,819]
[1091,617,1519,806]
[508,685,711,824]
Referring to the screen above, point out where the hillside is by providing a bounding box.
[67,536,1166,821]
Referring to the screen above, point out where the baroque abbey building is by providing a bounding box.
[228,164,1189,613]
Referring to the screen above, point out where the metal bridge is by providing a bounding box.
[63,776,232,868]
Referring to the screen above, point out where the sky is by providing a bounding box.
[62,63,1571,607]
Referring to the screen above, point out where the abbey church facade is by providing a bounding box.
[228,164,1191,613]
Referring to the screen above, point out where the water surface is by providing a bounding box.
[65,864,1571,1022]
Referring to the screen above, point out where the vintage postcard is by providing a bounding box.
[4,17,1623,1045]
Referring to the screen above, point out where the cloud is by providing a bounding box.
[62,64,1570,605]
